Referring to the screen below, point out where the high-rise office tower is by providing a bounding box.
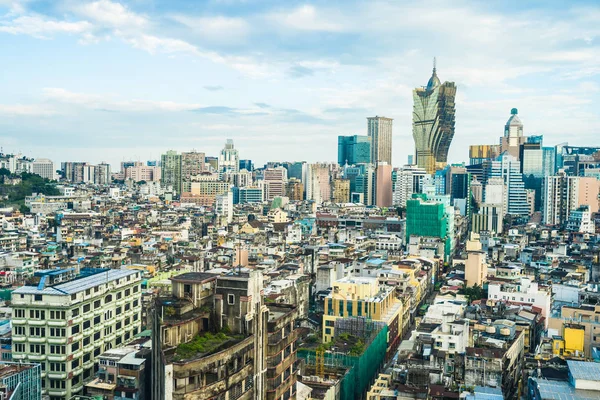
[161,150,182,194]
[338,135,371,165]
[367,116,393,165]
[239,159,253,172]
[220,139,239,175]
[375,162,393,207]
[482,154,530,218]
[412,60,456,174]
[501,108,526,159]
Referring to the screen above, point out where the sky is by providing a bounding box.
[1,0,599,169]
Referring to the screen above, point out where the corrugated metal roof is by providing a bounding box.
[14,269,139,296]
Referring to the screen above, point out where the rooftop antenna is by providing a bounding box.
[433,56,437,73]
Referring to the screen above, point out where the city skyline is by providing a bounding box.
[1,0,599,168]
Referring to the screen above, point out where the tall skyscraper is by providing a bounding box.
[412,60,457,174]
[375,162,393,207]
[501,108,526,159]
[161,150,182,194]
[367,116,393,165]
[239,159,253,172]
[338,135,371,165]
[219,139,239,175]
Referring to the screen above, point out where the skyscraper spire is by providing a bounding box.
[433,56,436,73]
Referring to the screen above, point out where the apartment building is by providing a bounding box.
[12,268,142,400]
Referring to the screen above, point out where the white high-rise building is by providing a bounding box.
[368,116,393,165]
[392,165,428,207]
[542,171,600,225]
[215,191,233,226]
[219,139,239,175]
[306,163,332,205]
[32,158,54,180]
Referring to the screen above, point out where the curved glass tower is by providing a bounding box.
[412,61,457,174]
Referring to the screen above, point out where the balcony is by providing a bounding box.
[11,354,26,360]
[47,354,67,362]
[29,336,46,344]
[47,337,67,345]
[72,366,84,376]
[11,335,25,343]
[11,318,26,325]
[48,320,67,327]
[72,315,83,325]
[47,389,67,397]
[83,359,95,369]
[28,320,45,327]
[29,354,47,362]
[47,371,67,380]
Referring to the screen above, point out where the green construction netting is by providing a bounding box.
[298,325,388,400]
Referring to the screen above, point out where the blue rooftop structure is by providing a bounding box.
[14,268,139,296]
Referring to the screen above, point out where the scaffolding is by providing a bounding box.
[299,317,388,400]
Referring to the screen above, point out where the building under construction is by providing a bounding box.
[299,317,388,400]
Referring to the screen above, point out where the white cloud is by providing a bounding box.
[43,87,202,112]
[171,15,249,44]
[0,14,92,38]
[267,5,345,32]
[75,0,147,28]
[0,103,56,116]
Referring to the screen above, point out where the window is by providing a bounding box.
[125,288,130,296]
[83,337,90,346]
[71,294,76,301]
[14,309,25,318]
[94,300,101,309]
[29,344,45,354]
[72,359,80,369]
[14,326,25,335]
[133,299,139,307]
[72,342,80,352]
[105,295,112,304]
[14,343,25,352]
[50,345,65,355]
[94,332,101,341]
[34,294,42,301]
[228,294,235,305]
[72,308,79,317]
[133,286,139,293]
[83,320,91,330]
[71,325,80,335]
[117,292,122,300]
[83,304,91,313]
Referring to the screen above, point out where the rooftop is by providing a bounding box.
[13,268,139,296]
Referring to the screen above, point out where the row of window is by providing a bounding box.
[12,299,140,326]
[14,328,138,354]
